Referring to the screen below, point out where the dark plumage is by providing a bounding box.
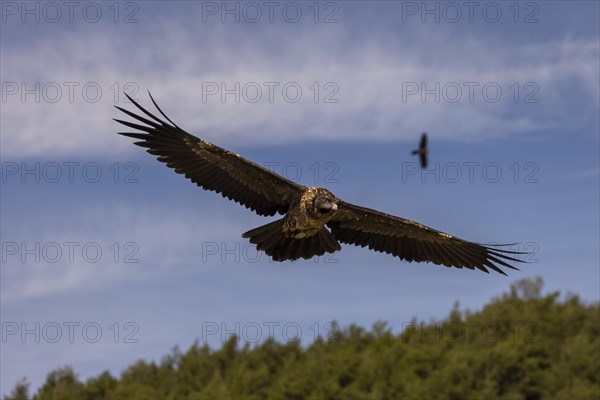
[115,94,525,275]
[411,132,428,169]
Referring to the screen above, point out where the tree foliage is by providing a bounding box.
[6,278,599,400]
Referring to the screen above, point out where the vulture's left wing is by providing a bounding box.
[328,201,524,275]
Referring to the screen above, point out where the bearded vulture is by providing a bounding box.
[115,94,524,275]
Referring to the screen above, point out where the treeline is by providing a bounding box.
[6,277,599,400]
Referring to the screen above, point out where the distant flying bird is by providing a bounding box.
[115,94,524,275]
[411,132,428,169]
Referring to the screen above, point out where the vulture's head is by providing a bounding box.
[313,190,338,215]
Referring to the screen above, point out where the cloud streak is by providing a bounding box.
[2,17,598,157]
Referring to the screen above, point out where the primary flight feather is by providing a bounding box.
[115,93,524,275]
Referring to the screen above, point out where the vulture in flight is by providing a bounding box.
[115,94,524,275]
[411,132,428,169]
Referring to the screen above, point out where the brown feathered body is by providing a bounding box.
[242,187,341,261]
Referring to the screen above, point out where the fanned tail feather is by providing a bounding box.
[242,219,341,261]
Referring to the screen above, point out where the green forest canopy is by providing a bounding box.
[6,277,599,400]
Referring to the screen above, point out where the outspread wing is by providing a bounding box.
[419,132,427,150]
[115,93,304,216]
[328,202,523,275]
[419,152,428,169]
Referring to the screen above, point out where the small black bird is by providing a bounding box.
[411,132,428,169]
[115,94,524,275]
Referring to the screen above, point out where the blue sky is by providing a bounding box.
[1,0,599,395]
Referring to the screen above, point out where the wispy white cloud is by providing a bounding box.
[2,19,598,157]
[1,201,243,302]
